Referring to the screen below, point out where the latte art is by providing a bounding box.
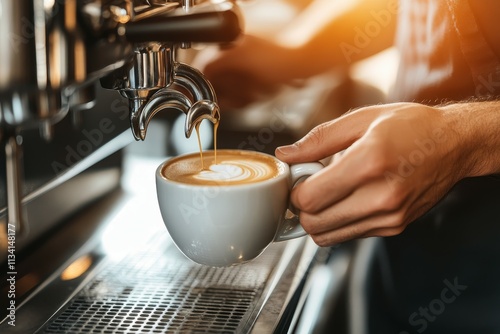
[162,150,284,186]
[194,160,274,183]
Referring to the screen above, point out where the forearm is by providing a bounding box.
[441,100,500,178]
[279,0,397,79]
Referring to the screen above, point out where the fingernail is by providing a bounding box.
[276,144,299,155]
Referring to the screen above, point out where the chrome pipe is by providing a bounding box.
[5,136,27,235]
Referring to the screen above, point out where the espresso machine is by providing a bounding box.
[0,0,241,253]
[0,1,348,333]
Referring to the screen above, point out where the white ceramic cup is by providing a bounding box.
[156,149,324,267]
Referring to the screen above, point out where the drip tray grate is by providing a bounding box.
[43,287,255,333]
[40,235,285,333]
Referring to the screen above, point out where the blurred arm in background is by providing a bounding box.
[195,0,396,110]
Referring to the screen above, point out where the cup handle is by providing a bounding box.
[274,162,325,242]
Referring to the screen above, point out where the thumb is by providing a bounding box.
[275,121,350,163]
[275,106,381,163]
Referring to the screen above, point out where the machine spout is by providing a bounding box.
[173,63,220,138]
[127,61,221,141]
[129,89,192,141]
[128,86,220,141]
[184,100,220,138]
[103,44,222,141]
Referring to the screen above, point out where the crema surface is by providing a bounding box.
[162,150,283,185]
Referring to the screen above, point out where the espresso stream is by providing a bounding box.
[164,117,281,185]
[195,120,219,170]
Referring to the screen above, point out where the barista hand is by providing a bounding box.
[275,102,500,246]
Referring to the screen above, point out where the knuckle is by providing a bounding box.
[377,224,406,237]
[347,224,367,240]
[356,145,389,181]
[311,234,332,247]
[371,153,392,176]
[301,123,329,148]
[391,225,407,236]
[299,212,330,236]
[363,158,387,180]
[385,211,407,230]
[294,186,319,213]
[374,190,404,212]
[298,213,315,234]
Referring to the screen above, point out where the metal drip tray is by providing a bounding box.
[47,286,255,334]
[40,233,286,334]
